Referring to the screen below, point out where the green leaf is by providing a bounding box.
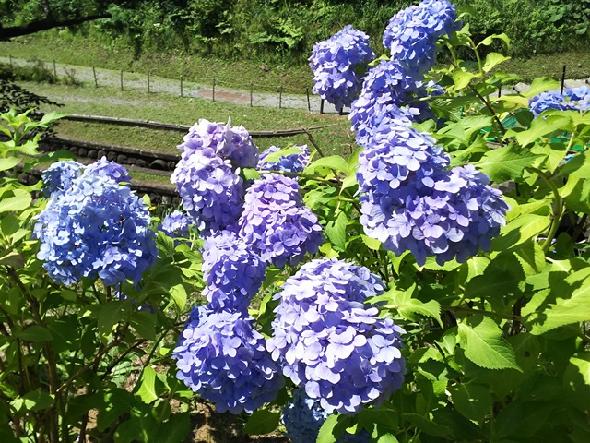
[135,366,159,403]
[170,283,187,310]
[521,77,561,99]
[361,234,381,251]
[0,251,24,268]
[0,189,31,213]
[452,70,478,90]
[15,325,53,342]
[316,414,339,443]
[325,211,348,251]
[457,316,521,371]
[482,53,511,73]
[244,409,280,435]
[377,433,400,443]
[478,33,511,47]
[509,113,572,146]
[154,413,191,443]
[0,157,20,172]
[528,277,590,334]
[10,389,53,412]
[476,145,540,181]
[451,383,492,422]
[304,155,350,174]
[242,168,260,181]
[492,213,550,251]
[98,302,126,338]
[380,287,442,327]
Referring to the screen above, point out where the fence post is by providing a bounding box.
[278,86,283,109]
[561,65,566,94]
[120,70,124,91]
[212,77,216,102]
[52,60,57,79]
[498,85,502,98]
[250,82,254,107]
[92,66,98,88]
[306,88,311,112]
[180,75,184,97]
[320,99,325,114]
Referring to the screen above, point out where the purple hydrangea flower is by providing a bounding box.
[283,390,370,443]
[84,156,131,183]
[160,210,191,237]
[564,85,590,110]
[267,259,406,414]
[239,174,323,268]
[171,149,244,233]
[309,26,375,109]
[257,145,311,174]
[202,230,266,312]
[178,119,258,169]
[41,161,84,197]
[357,121,508,265]
[383,0,457,76]
[35,173,157,286]
[172,307,283,414]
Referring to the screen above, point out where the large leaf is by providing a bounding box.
[135,366,160,403]
[491,213,550,251]
[451,383,492,422]
[316,414,339,443]
[457,317,521,371]
[244,409,280,435]
[482,53,511,73]
[0,157,20,172]
[0,189,31,213]
[509,113,572,146]
[169,283,187,310]
[15,325,53,342]
[476,145,540,182]
[325,211,348,251]
[304,155,350,174]
[381,288,442,327]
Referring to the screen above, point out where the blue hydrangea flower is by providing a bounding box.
[171,148,244,233]
[173,307,283,414]
[357,121,508,265]
[178,119,258,169]
[309,26,375,109]
[257,145,311,174]
[41,161,84,197]
[239,174,323,268]
[202,230,266,312]
[528,90,571,116]
[160,210,191,237]
[383,0,457,76]
[529,86,590,116]
[35,174,157,286]
[283,390,370,443]
[267,259,406,414]
[84,156,131,183]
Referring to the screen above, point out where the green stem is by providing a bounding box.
[528,167,563,251]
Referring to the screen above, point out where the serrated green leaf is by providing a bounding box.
[521,77,561,99]
[304,155,350,174]
[10,389,53,413]
[170,283,187,310]
[452,70,478,90]
[492,213,550,251]
[244,409,280,435]
[325,211,348,251]
[458,317,521,371]
[135,366,159,403]
[478,33,511,47]
[98,302,126,338]
[382,288,442,327]
[476,145,540,181]
[509,113,572,146]
[361,234,381,251]
[451,383,492,422]
[0,157,20,172]
[0,189,31,213]
[317,414,339,443]
[482,53,511,73]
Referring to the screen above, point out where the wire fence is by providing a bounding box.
[2,55,338,114]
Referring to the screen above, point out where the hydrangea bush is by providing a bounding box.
[2,1,590,441]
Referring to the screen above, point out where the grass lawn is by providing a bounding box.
[20,81,353,158]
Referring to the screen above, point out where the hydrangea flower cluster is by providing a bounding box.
[160,210,191,237]
[257,144,311,174]
[41,160,84,197]
[172,307,283,414]
[178,118,258,168]
[529,86,590,116]
[202,230,266,312]
[309,25,375,109]
[383,0,457,76]
[35,168,157,286]
[357,121,508,265]
[239,174,323,268]
[267,259,405,414]
[283,390,370,443]
[171,148,244,233]
[84,156,131,183]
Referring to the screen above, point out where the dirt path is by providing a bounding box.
[1,56,340,113]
